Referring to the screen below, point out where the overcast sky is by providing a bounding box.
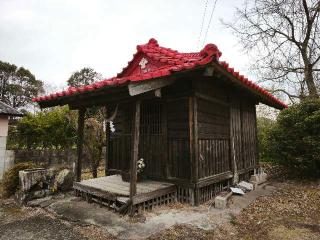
[0,0,250,92]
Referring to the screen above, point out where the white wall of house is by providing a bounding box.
[0,116,9,137]
[0,115,14,180]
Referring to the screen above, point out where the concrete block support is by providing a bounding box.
[250,172,268,186]
[215,191,233,209]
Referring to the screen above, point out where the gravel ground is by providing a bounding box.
[0,216,88,240]
[0,198,89,240]
[0,197,114,240]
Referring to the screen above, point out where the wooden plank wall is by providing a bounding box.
[167,98,191,179]
[230,95,257,172]
[196,79,231,179]
[107,76,258,189]
[230,96,243,170]
[240,99,257,169]
[108,94,191,181]
[139,100,166,178]
[108,103,133,171]
[109,100,167,178]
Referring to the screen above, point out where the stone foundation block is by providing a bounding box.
[215,191,233,209]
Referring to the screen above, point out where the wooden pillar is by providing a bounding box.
[189,96,199,205]
[130,100,141,199]
[193,97,199,184]
[76,108,85,182]
[105,107,110,176]
[254,105,259,168]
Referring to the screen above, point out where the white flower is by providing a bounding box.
[137,158,145,173]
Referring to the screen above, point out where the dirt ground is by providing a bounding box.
[0,179,319,240]
[148,179,320,240]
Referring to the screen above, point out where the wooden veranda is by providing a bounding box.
[74,175,176,213]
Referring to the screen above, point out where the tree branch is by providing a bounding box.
[268,89,299,103]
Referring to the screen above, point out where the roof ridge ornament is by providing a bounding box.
[139,57,148,70]
[200,43,222,60]
[147,38,159,47]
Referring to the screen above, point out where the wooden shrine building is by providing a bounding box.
[33,38,286,213]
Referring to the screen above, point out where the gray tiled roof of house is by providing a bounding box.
[0,101,24,116]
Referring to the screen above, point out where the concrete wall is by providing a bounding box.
[13,148,103,170]
[14,149,79,167]
[0,149,14,180]
[0,116,12,180]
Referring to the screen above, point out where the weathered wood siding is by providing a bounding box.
[108,103,133,171]
[107,76,258,190]
[230,96,242,170]
[195,78,231,179]
[166,98,190,179]
[194,77,258,180]
[139,100,166,178]
[230,96,258,171]
[108,95,191,180]
[108,100,167,178]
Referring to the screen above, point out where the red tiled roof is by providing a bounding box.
[33,38,287,109]
[218,61,287,108]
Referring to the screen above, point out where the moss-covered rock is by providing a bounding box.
[2,162,38,197]
[53,169,74,192]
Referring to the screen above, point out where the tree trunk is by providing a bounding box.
[304,65,319,98]
[302,48,319,98]
[76,108,85,182]
[91,150,102,178]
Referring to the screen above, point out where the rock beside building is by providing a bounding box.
[53,169,74,191]
[15,168,74,205]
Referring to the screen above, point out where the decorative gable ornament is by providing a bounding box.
[139,57,148,70]
[109,121,115,133]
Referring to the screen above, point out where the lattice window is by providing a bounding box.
[140,101,162,135]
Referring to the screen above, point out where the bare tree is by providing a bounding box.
[223,0,320,102]
[83,117,105,178]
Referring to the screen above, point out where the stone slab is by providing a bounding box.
[238,181,254,191]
